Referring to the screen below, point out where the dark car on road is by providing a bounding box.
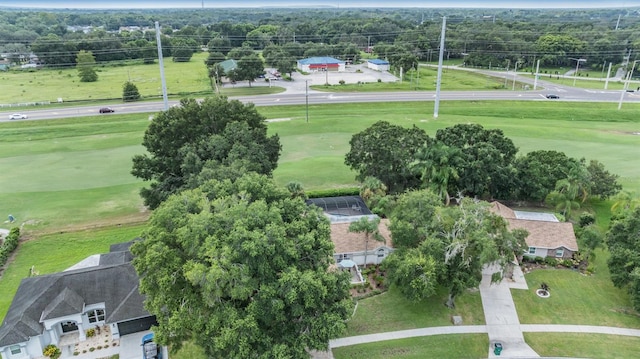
[545,94,560,99]
[99,107,115,113]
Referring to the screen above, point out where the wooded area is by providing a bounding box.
[1,7,639,72]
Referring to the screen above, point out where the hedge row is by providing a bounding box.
[306,187,360,199]
[0,227,20,268]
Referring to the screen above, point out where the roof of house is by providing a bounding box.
[0,241,150,347]
[218,59,237,73]
[505,218,578,251]
[331,218,393,254]
[490,202,578,251]
[298,56,344,65]
[367,59,389,65]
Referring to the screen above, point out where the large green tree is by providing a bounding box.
[131,173,353,359]
[76,50,98,82]
[435,123,518,199]
[606,207,640,311]
[514,150,581,202]
[131,96,281,209]
[384,193,526,308]
[345,121,429,193]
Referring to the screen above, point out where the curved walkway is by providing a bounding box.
[328,263,640,358]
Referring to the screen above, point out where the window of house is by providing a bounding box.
[377,249,385,258]
[10,345,21,355]
[61,321,78,333]
[528,247,536,255]
[555,249,564,258]
[338,254,350,261]
[87,309,105,323]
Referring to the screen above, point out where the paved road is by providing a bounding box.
[3,65,640,122]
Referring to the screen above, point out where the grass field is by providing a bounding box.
[331,334,488,359]
[512,249,640,329]
[1,100,639,234]
[345,287,484,336]
[524,333,640,359]
[1,98,640,357]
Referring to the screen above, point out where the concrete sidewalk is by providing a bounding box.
[330,325,488,348]
[480,265,540,358]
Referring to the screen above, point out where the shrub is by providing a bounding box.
[89,348,95,352]
[86,328,95,337]
[43,344,61,359]
[579,212,596,227]
[73,352,79,356]
[307,187,359,198]
[97,346,102,350]
[339,79,345,85]
[544,257,558,266]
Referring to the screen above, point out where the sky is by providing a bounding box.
[2,0,639,9]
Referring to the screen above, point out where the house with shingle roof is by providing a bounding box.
[306,196,394,267]
[490,202,579,259]
[0,241,156,359]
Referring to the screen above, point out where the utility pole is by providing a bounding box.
[533,59,540,90]
[433,16,446,119]
[604,62,612,89]
[618,60,638,110]
[305,80,309,123]
[155,21,169,111]
[615,14,621,30]
[504,59,510,88]
[512,61,519,91]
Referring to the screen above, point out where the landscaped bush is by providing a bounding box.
[307,187,359,198]
[0,227,20,268]
[544,257,559,266]
[579,212,596,227]
[86,328,95,337]
[43,344,61,359]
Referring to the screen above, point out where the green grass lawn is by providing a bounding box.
[1,98,639,356]
[332,334,488,359]
[512,249,640,328]
[345,287,485,336]
[1,100,639,234]
[524,333,640,359]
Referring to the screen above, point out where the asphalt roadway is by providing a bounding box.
[2,64,640,122]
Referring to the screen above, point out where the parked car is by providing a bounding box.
[99,107,115,113]
[142,333,162,359]
[545,94,560,99]
[9,113,27,120]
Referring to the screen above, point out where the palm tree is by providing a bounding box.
[611,190,640,215]
[412,142,461,205]
[348,217,385,267]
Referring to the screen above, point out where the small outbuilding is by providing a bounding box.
[297,56,345,72]
[367,59,390,71]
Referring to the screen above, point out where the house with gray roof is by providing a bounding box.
[0,241,155,359]
[490,201,579,259]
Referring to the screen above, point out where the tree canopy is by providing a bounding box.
[131,96,281,209]
[344,121,429,194]
[131,173,353,358]
[606,207,640,312]
[384,191,527,308]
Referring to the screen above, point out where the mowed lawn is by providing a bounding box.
[1,99,640,356]
[0,53,215,104]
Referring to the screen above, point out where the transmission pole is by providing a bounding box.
[155,22,169,111]
[433,16,446,119]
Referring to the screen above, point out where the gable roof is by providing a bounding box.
[490,202,578,251]
[331,218,393,254]
[298,56,344,65]
[0,241,150,347]
[505,219,578,251]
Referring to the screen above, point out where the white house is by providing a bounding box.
[367,59,390,71]
[0,242,156,359]
[297,57,345,72]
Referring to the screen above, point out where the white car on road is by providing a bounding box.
[9,113,28,120]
